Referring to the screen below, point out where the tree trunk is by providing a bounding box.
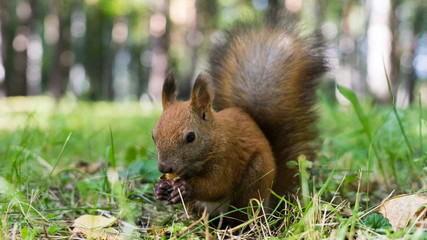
[406,0,425,104]
[367,0,393,103]
[85,6,113,101]
[85,6,102,100]
[27,0,42,96]
[181,0,199,98]
[336,1,366,102]
[8,1,30,96]
[389,0,401,105]
[49,1,67,100]
[147,0,169,102]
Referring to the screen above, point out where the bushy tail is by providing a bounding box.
[209,21,327,195]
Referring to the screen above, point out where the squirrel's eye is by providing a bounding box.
[186,132,195,143]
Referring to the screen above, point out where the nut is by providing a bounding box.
[159,173,180,185]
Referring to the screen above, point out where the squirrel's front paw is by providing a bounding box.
[153,180,172,201]
[168,179,187,204]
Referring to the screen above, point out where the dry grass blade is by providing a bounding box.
[177,188,190,219]
[179,208,207,236]
[358,190,395,220]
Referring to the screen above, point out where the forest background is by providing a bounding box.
[1,0,426,105]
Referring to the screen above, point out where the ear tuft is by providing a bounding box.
[162,72,178,109]
[190,73,214,120]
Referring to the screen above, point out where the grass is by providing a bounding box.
[0,93,426,239]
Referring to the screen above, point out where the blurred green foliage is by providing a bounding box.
[1,0,426,102]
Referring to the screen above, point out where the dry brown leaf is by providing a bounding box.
[72,227,123,240]
[72,215,122,240]
[73,215,116,229]
[379,194,427,229]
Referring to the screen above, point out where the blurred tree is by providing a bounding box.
[0,0,425,105]
[147,0,169,102]
[85,1,119,100]
[340,1,366,98]
[4,0,29,96]
[26,0,43,96]
[183,0,201,98]
[173,0,209,99]
[49,0,72,100]
[389,0,402,104]
[367,0,393,103]
[127,7,150,99]
[406,0,426,104]
[67,1,87,98]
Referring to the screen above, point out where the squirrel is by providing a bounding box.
[152,20,327,224]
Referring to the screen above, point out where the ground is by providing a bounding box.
[0,94,426,239]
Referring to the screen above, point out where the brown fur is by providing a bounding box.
[209,23,327,196]
[153,74,275,223]
[153,22,327,222]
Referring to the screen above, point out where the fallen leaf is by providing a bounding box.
[379,194,427,229]
[72,215,122,240]
[72,227,123,240]
[73,215,116,229]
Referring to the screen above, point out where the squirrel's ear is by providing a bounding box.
[190,73,213,120]
[162,72,178,109]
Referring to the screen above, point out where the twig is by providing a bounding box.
[178,209,207,237]
[203,209,210,240]
[403,207,427,240]
[320,204,328,233]
[259,199,271,236]
[358,190,395,220]
[177,188,189,219]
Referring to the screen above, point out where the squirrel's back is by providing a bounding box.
[209,21,327,195]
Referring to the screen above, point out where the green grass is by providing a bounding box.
[0,94,426,239]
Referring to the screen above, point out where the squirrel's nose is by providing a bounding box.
[158,161,173,173]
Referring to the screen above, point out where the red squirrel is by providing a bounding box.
[152,21,327,222]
